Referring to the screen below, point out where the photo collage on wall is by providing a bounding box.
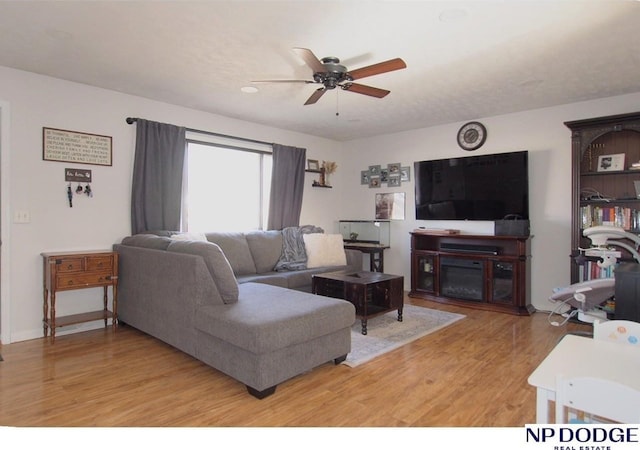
[361,162,410,188]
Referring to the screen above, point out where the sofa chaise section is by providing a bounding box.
[195,282,354,398]
[114,233,356,398]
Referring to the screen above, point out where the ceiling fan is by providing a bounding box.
[252,48,407,105]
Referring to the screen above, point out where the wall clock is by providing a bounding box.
[457,121,487,151]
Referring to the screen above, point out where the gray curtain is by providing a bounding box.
[131,119,186,234]
[267,143,306,230]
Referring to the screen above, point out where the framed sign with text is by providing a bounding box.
[43,127,112,166]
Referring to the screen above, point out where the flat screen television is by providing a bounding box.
[414,150,529,221]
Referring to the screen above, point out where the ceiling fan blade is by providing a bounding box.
[342,83,390,98]
[292,47,325,73]
[347,58,407,80]
[304,88,327,105]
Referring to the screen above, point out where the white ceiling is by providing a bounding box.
[0,1,639,141]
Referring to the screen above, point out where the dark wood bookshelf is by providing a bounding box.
[566,112,640,283]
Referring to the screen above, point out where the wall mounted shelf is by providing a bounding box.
[307,168,331,187]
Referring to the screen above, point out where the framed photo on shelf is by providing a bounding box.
[597,153,625,172]
[307,159,320,171]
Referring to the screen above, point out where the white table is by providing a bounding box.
[527,334,640,423]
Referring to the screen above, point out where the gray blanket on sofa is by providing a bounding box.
[274,225,324,271]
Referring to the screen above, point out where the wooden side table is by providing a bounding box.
[42,250,119,340]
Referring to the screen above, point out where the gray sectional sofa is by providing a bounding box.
[113,229,363,398]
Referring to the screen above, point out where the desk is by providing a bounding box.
[343,242,389,272]
[527,334,640,423]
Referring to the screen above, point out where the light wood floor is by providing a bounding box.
[0,296,590,427]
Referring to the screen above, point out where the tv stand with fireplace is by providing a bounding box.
[409,232,533,315]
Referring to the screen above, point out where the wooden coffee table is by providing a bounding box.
[312,271,404,335]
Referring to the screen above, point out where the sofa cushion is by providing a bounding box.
[195,282,355,354]
[245,230,283,273]
[236,273,289,288]
[121,234,173,251]
[277,267,343,290]
[167,240,239,304]
[205,232,257,276]
[303,234,347,268]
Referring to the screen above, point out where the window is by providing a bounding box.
[184,141,272,232]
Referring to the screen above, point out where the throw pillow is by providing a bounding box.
[303,233,347,268]
[167,240,239,303]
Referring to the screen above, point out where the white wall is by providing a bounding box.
[338,92,640,311]
[2,63,640,342]
[0,66,344,342]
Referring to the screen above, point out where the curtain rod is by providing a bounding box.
[125,117,273,147]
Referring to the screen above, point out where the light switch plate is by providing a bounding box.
[13,210,30,223]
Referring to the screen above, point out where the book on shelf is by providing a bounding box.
[578,260,616,281]
[580,204,639,230]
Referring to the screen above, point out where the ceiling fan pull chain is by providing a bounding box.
[336,89,340,117]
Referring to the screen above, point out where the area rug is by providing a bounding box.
[343,304,465,367]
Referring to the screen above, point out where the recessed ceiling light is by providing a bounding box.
[241,86,258,94]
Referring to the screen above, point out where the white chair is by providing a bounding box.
[555,375,640,424]
[593,319,640,346]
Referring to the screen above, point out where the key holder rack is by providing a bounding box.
[65,168,93,207]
